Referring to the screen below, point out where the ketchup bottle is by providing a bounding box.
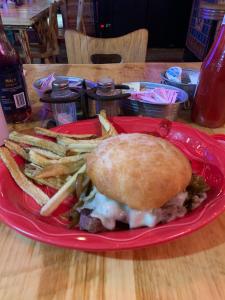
[0,14,31,123]
[192,15,225,128]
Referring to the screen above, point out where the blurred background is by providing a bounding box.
[58,0,224,62]
[2,0,225,63]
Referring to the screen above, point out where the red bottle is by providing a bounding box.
[192,15,225,128]
[0,14,31,123]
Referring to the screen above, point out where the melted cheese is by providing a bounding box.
[81,190,206,231]
[83,191,157,230]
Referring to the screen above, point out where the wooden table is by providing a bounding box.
[0,0,62,63]
[0,0,61,28]
[2,62,225,300]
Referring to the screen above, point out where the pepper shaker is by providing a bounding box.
[95,77,121,116]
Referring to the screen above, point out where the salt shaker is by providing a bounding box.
[50,80,79,126]
[0,103,9,146]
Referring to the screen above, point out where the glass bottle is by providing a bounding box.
[0,13,31,123]
[192,15,225,128]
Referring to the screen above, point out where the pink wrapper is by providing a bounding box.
[130,88,178,104]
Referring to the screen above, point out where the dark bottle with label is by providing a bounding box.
[0,14,31,123]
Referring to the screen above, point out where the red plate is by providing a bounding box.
[1,117,225,251]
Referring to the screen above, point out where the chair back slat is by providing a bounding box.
[65,29,148,64]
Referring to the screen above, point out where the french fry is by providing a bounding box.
[31,177,64,190]
[5,140,29,161]
[66,149,79,156]
[56,137,98,152]
[55,154,86,164]
[99,110,107,136]
[9,131,66,156]
[29,150,53,167]
[27,147,61,160]
[5,142,61,162]
[0,148,49,206]
[36,161,84,179]
[29,150,85,167]
[66,143,97,152]
[40,164,86,216]
[57,136,101,146]
[2,111,119,216]
[98,113,118,136]
[67,149,84,155]
[34,127,96,140]
[24,164,65,190]
[24,163,42,176]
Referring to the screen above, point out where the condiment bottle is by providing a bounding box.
[96,77,119,96]
[192,15,225,128]
[0,103,9,146]
[50,80,78,125]
[95,77,121,116]
[0,13,31,123]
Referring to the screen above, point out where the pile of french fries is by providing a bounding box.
[0,111,118,217]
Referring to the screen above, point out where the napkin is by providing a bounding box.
[39,73,56,93]
[33,73,56,99]
[131,88,178,104]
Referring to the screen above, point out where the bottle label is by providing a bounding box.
[13,92,26,108]
[0,64,30,115]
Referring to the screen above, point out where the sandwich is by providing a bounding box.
[73,133,209,233]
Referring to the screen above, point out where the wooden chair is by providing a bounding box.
[31,2,60,63]
[65,29,148,64]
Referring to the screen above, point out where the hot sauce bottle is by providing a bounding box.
[0,14,31,123]
[192,15,225,128]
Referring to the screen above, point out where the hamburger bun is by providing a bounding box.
[86,133,192,210]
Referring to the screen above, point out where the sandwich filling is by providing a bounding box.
[71,174,209,232]
[79,189,207,230]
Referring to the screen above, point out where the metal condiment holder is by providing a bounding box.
[39,77,130,124]
[85,79,130,117]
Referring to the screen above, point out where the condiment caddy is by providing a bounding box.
[34,75,190,125]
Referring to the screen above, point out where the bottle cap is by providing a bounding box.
[97,77,114,89]
[52,80,69,91]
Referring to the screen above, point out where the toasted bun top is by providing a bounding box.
[86,133,192,210]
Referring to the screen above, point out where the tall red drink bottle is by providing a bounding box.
[192,15,225,128]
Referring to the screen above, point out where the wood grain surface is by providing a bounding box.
[1,62,225,300]
[0,0,62,28]
[65,29,148,63]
